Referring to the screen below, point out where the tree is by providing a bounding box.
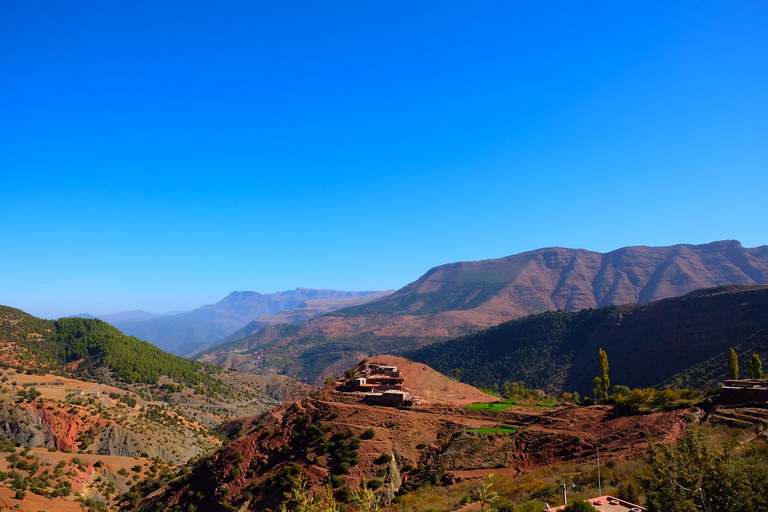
[640,428,768,511]
[611,385,631,400]
[474,473,499,511]
[351,485,380,512]
[728,348,739,380]
[641,429,709,512]
[593,348,610,402]
[748,353,763,379]
[563,499,598,512]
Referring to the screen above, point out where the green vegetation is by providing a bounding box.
[410,308,612,394]
[412,289,768,396]
[563,499,597,512]
[277,474,345,512]
[466,426,517,435]
[728,347,739,379]
[464,392,556,411]
[592,348,610,403]
[641,428,768,511]
[474,473,499,511]
[1,308,229,397]
[748,353,763,379]
[611,387,703,410]
[55,317,224,392]
[464,402,514,411]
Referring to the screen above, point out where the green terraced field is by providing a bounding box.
[466,427,518,435]
[464,399,555,411]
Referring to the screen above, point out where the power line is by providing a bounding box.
[671,478,708,512]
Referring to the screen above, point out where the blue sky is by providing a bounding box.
[2,1,766,319]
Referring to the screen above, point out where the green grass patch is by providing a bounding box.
[467,427,518,435]
[508,401,557,407]
[464,399,555,410]
[464,402,514,411]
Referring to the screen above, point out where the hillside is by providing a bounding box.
[409,285,768,395]
[137,355,694,512]
[0,306,308,511]
[199,240,768,383]
[113,288,385,356]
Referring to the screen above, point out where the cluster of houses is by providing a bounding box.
[337,364,419,407]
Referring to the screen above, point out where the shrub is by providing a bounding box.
[329,474,346,488]
[563,499,597,512]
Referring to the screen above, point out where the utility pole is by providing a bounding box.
[562,483,567,506]
[597,447,602,496]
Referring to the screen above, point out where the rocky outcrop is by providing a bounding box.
[0,400,47,446]
[36,404,81,451]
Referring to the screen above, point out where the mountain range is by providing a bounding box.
[198,240,768,382]
[109,288,389,357]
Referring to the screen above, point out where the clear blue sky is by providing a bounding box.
[2,1,766,319]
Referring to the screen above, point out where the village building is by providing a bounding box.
[367,364,401,377]
[364,374,405,390]
[545,495,646,512]
[720,379,768,405]
[337,364,416,407]
[363,390,412,407]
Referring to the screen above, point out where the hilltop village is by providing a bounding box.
[335,362,417,407]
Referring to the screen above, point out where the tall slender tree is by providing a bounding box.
[728,348,739,380]
[748,353,763,379]
[593,348,610,402]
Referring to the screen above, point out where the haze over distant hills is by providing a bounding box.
[198,240,768,382]
[67,310,182,323]
[110,288,389,357]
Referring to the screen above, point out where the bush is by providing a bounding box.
[329,474,346,489]
[564,500,597,512]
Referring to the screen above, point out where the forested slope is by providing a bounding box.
[409,285,768,395]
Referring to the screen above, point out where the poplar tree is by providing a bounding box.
[748,353,763,379]
[728,348,739,380]
[593,348,610,402]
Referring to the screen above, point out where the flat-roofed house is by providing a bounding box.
[720,379,768,405]
[364,390,412,407]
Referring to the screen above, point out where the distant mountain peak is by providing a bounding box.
[109,288,389,356]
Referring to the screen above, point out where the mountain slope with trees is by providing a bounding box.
[409,285,768,396]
